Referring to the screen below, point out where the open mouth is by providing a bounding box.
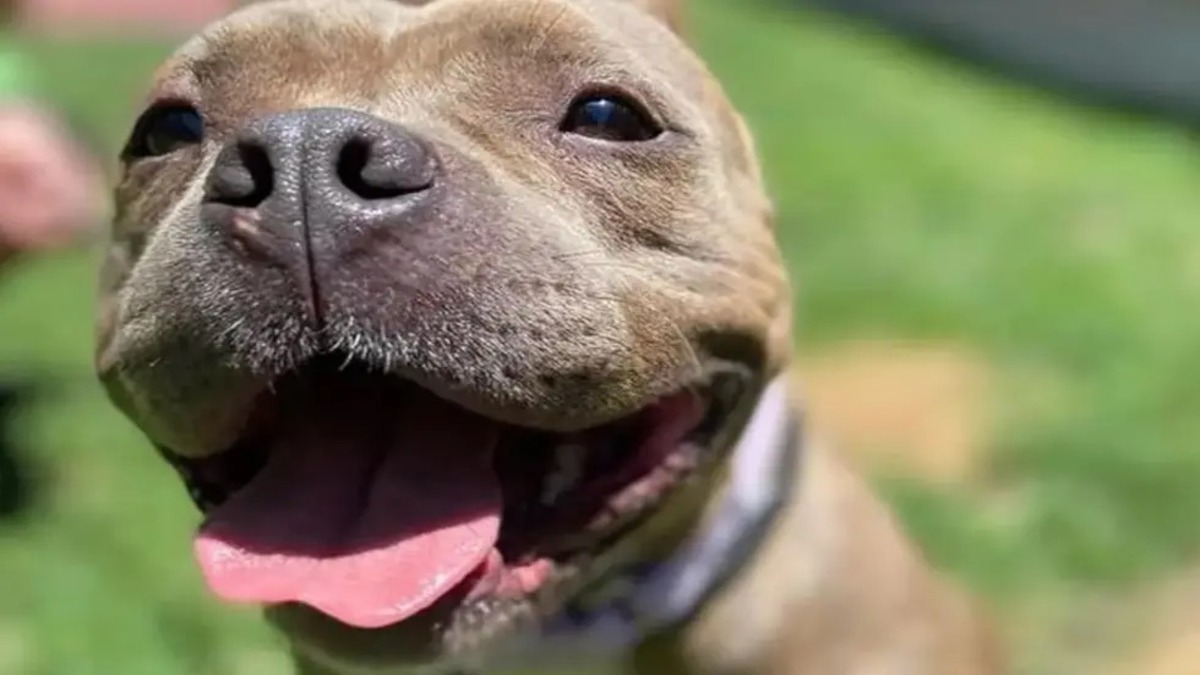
[162,354,741,631]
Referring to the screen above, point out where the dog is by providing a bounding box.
[94,0,1004,673]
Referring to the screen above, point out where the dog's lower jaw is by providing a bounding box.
[279,377,796,675]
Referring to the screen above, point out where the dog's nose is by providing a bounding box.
[203,107,436,262]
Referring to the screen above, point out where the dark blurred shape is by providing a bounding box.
[0,379,40,521]
[796,0,1200,127]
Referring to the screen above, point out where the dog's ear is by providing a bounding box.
[623,0,686,35]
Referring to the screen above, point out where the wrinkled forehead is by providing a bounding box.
[150,0,706,129]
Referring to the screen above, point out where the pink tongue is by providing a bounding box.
[193,386,501,629]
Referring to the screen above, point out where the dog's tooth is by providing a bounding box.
[541,442,587,506]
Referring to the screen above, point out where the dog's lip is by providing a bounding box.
[162,356,748,512]
[169,370,729,538]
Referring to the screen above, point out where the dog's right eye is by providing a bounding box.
[560,94,662,142]
[125,104,204,159]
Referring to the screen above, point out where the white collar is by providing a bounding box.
[492,375,800,668]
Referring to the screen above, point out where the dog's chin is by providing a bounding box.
[158,352,750,668]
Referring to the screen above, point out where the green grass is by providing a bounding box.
[4,1,1200,673]
[695,0,1200,592]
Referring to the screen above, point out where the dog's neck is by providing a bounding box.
[492,376,801,670]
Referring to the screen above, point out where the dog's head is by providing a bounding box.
[96,0,790,669]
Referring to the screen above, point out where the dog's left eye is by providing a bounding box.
[125,104,204,159]
[561,95,662,142]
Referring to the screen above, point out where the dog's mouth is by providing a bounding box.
[162,354,741,631]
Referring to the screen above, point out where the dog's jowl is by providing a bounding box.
[95,1,1005,673]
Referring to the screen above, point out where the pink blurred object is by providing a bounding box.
[16,0,236,35]
[0,104,104,267]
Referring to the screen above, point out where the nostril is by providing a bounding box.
[335,136,433,201]
[336,139,378,198]
[209,142,274,208]
[230,143,274,208]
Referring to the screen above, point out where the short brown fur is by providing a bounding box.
[96,1,1004,673]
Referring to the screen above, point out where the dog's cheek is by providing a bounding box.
[94,240,132,378]
[96,187,151,379]
[98,156,206,367]
[555,141,709,256]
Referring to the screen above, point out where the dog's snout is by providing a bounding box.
[203,108,437,267]
[208,108,435,207]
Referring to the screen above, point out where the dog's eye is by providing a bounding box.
[561,95,662,142]
[126,104,204,158]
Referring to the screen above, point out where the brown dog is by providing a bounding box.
[95,0,1004,673]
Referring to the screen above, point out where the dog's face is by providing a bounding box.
[96,0,789,669]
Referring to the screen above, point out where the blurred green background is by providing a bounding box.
[4,0,1200,673]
